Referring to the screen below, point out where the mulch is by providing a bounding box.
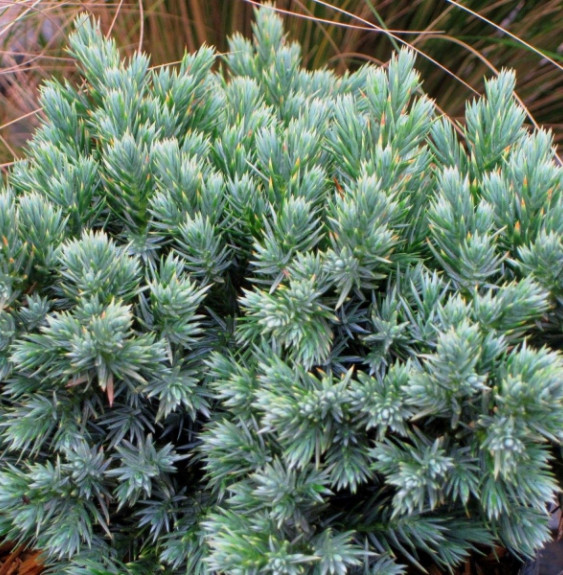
[0,542,44,575]
[419,547,523,575]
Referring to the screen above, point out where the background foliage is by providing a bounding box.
[0,0,561,165]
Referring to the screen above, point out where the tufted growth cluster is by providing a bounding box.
[0,5,562,574]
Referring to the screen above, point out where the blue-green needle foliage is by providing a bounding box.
[0,4,562,574]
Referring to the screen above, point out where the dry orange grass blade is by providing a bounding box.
[0,0,84,163]
[445,0,562,72]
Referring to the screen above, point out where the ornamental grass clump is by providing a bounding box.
[0,5,562,574]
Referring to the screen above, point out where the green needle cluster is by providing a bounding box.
[0,4,561,574]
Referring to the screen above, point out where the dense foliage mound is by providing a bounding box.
[0,5,562,574]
